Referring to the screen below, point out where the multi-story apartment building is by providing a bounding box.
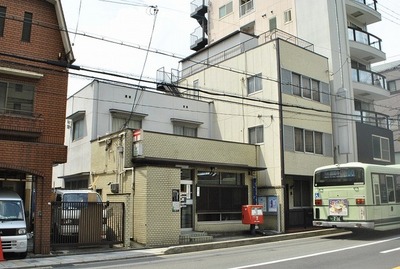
[0,0,74,254]
[156,0,393,230]
[374,60,400,163]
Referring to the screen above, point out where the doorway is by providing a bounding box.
[180,170,193,231]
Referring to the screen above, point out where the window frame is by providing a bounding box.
[0,6,6,37]
[295,128,324,155]
[284,9,292,23]
[247,73,262,94]
[22,12,33,42]
[219,1,233,18]
[249,125,264,144]
[72,118,85,141]
[372,135,390,162]
[0,81,35,116]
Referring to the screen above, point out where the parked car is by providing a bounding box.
[0,190,28,258]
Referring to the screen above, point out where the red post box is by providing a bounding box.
[242,205,264,224]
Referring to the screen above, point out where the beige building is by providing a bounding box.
[91,129,264,247]
[174,31,334,229]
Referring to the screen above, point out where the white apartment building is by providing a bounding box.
[53,80,212,189]
[156,0,394,230]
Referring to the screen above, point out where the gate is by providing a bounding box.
[50,201,124,249]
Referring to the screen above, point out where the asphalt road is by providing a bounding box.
[54,230,400,269]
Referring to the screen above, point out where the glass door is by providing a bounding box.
[181,170,193,230]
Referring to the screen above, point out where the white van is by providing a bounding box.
[0,190,28,258]
[51,189,106,238]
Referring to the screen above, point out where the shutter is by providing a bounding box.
[321,82,330,105]
[323,133,333,157]
[281,69,292,95]
[283,125,294,151]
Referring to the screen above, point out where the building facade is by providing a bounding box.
[53,79,212,189]
[0,0,74,254]
[374,60,400,163]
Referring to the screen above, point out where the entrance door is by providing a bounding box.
[180,179,193,230]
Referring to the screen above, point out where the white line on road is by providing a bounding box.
[228,236,400,269]
[380,247,400,254]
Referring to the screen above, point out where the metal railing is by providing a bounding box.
[50,202,124,249]
[353,0,377,11]
[351,68,387,89]
[190,26,207,48]
[240,0,254,17]
[355,110,389,129]
[348,27,382,51]
[191,0,208,14]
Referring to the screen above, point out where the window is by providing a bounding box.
[302,77,311,99]
[295,128,304,151]
[219,1,233,18]
[174,125,197,137]
[312,79,320,101]
[295,128,323,154]
[22,12,32,42]
[197,171,247,221]
[388,80,397,92]
[284,9,292,23]
[240,0,254,17]
[291,72,322,102]
[112,116,141,132]
[0,81,34,115]
[372,135,390,161]
[72,118,84,141]
[249,125,263,144]
[247,73,262,94]
[0,6,6,37]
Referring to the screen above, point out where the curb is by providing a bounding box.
[164,228,348,254]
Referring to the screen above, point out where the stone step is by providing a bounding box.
[179,232,214,244]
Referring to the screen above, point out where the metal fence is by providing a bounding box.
[50,202,124,249]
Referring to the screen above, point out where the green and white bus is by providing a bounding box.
[313,162,400,231]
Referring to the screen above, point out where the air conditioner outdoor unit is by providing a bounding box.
[110,183,119,194]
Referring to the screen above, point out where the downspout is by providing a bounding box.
[276,39,285,232]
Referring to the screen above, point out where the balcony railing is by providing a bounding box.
[348,27,382,51]
[352,68,387,89]
[355,110,389,129]
[191,0,208,14]
[240,0,254,17]
[353,0,377,11]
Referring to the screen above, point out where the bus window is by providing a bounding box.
[387,176,395,203]
[380,175,388,203]
[314,168,364,187]
[396,176,400,203]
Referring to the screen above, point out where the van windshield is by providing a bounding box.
[0,201,24,221]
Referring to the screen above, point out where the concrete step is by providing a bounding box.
[179,232,214,244]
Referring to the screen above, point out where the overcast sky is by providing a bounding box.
[60,0,400,96]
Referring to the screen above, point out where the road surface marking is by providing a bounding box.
[229,236,400,269]
[380,247,400,254]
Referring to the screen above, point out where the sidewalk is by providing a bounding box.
[0,228,347,269]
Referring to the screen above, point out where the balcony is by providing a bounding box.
[355,109,389,129]
[346,0,380,25]
[190,0,208,19]
[190,26,208,51]
[348,27,385,64]
[240,0,254,17]
[352,68,389,100]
